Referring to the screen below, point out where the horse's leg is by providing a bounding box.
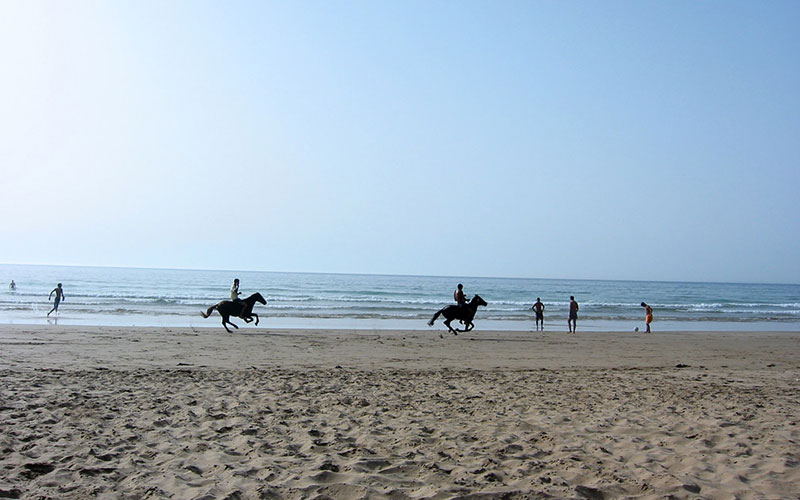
[464,322,474,332]
[443,318,458,335]
[251,313,259,326]
[428,309,442,326]
[221,314,232,333]
[223,314,239,332]
[238,303,251,321]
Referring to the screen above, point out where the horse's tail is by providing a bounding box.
[428,308,444,326]
[201,304,217,318]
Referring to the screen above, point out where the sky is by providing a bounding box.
[1,1,798,284]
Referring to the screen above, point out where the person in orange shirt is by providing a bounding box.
[641,302,653,333]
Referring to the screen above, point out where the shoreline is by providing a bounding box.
[3,314,800,333]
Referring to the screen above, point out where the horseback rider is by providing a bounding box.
[428,288,487,334]
[454,284,468,306]
[231,278,242,302]
[231,278,245,310]
[454,283,469,326]
[230,278,253,320]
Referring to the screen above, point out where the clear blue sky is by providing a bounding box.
[1,1,798,283]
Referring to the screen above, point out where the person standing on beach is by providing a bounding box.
[47,283,65,317]
[532,298,545,331]
[568,296,578,333]
[641,302,653,333]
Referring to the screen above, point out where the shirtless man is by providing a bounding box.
[454,284,468,306]
[532,297,545,331]
[568,296,578,333]
[641,302,653,333]
[47,283,65,317]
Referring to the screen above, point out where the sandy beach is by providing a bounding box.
[1,325,798,499]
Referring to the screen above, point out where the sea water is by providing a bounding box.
[1,264,799,331]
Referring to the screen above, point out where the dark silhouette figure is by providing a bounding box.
[428,295,488,335]
[201,292,267,333]
[454,283,467,305]
[568,295,579,333]
[47,283,65,317]
[532,297,545,331]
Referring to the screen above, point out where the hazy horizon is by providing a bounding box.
[2,261,798,286]
[2,1,798,284]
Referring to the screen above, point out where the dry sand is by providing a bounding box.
[0,325,798,499]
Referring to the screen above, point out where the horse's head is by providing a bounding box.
[253,292,267,305]
[471,295,488,307]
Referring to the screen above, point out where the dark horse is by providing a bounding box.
[201,292,267,333]
[428,295,488,335]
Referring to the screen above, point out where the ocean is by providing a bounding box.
[1,264,799,331]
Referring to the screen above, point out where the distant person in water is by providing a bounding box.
[532,298,545,331]
[47,283,65,317]
[641,302,653,333]
[9,280,15,291]
[230,278,242,302]
[568,296,578,333]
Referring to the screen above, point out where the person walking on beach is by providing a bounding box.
[532,298,545,331]
[47,283,65,317]
[9,280,15,291]
[641,302,653,333]
[568,296,578,333]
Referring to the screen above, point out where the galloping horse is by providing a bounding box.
[428,295,488,335]
[201,292,267,333]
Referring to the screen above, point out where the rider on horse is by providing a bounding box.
[231,278,242,302]
[454,284,469,325]
[454,284,468,306]
[231,278,251,317]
